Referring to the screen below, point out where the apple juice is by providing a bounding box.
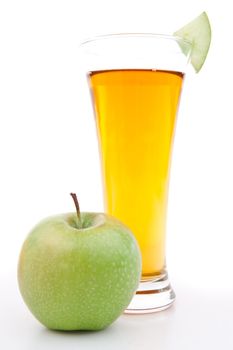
[89,69,183,277]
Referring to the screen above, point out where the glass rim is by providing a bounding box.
[79,32,192,48]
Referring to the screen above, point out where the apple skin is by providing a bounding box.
[18,212,141,331]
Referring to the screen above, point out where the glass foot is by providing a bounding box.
[125,271,175,314]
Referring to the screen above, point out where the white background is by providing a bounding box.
[0,0,233,349]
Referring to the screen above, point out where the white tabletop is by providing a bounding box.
[1,272,233,350]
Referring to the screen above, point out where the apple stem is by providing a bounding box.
[70,193,82,227]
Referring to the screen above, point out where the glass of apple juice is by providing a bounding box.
[80,34,192,313]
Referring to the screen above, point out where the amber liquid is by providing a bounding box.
[89,69,184,277]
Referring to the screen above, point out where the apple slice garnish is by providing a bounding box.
[174,12,211,73]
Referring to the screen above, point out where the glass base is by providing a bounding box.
[125,270,175,314]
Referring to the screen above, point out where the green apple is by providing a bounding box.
[174,12,211,72]
[18,194,141,331]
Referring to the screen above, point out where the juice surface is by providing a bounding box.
[89,69,183,276]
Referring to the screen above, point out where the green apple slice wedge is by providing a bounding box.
[174,12,211,73]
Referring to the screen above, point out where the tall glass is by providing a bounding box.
[80,34,191,313]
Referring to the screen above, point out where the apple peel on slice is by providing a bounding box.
[174,12,211,73]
